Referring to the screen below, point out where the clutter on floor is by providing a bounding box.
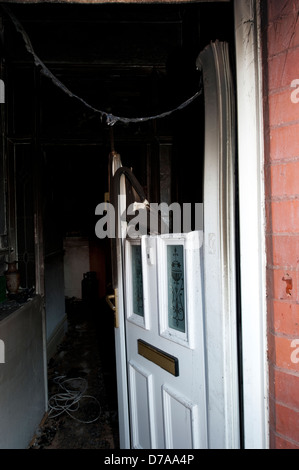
[29,297,119,449]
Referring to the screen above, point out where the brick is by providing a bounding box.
[269,123,299,161]
[269,429,276,449]
[268,17,299,56]
[272,268,299,302]
[268,361,276,397]
[275,335,299,372]
[269,395,276,424]
[273,433,299,449]
[269,89,299,127]
[272,234,299,266]
[265,169,272,200]
[268,0,299,23]
[275,368,299,409]
[271,161,299,197]
[273,300,299,335]
[271,200,299,233]
[268,48,299,91]
[272,268,299,301]
[268,331,276,367]
[276,402,299,443]
[265,201,273,234]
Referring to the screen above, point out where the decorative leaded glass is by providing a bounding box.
[167,245,185,333]
[132,244,144,317]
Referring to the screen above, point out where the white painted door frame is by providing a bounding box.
[234,0,268,449]
[114,0,268,450]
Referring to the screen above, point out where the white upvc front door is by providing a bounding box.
[111,39,240,449]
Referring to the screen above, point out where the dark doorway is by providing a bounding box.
[1,1,235,448]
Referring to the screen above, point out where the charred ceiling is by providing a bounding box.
[1,2,234,122]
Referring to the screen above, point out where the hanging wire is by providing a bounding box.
[2,5,202,126]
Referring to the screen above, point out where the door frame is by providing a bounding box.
[114,0,268,450]
[234,0,268,449]
[1,0,267,449]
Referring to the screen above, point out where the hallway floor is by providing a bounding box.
[29,298,119,449]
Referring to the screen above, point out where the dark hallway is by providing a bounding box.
[29,297,119,449]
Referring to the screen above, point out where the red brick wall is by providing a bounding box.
[265,0,299,449]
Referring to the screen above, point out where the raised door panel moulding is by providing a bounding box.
[162,384,201,449]
[128,361,156,449]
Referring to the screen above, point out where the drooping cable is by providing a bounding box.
[48,375,101,424]
[2,5,202,126]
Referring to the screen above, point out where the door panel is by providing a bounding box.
[128,361,156,449]
[124,231,207,449]
[162,384,200,449]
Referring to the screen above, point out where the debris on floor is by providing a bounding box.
[29,298,119,449]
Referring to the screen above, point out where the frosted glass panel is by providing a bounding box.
[132,244,144,317]
[167,245,185,333]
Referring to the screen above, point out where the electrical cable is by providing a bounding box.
[2,4,202,126]
[48,375,101,424]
